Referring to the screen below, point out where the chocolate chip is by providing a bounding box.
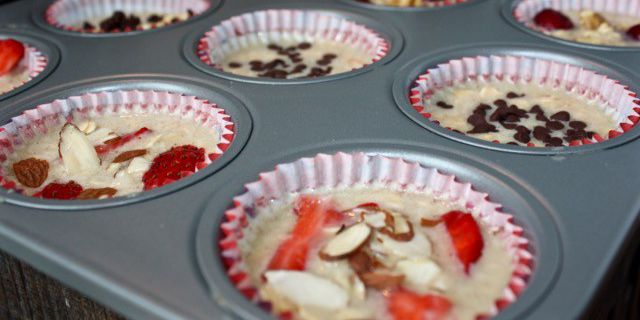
[289,64,307,74]
[569,121,587,130]
[171,17,180,24]
[307,66,332,78]
[493,99,508,108]
[267,44,282,51]
[489,103,528,123]
[550,111,570,122]
[187,9,194,17]
[82,22,95,30]
[147,14,163,23]
[535,113,549,122]
[228,62,242,68]
[533,126,551,142]
[298,42,312,50]
[500,121,518,130]
[473,104,491,116]
[316,59,331,66]
[259,69,289,79]
[546,137,564,147]
[514,126,531,143]
[467,114,498,134]
[436,101,454,109]
[506,92,525,99]
[546,121,564,131]
[529,105,544,114]
[323,53,337,60]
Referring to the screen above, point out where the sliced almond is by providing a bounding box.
[360,271,404,290]
[264,271,348,310]
[113,149,147,163]
[77,187,117,200]
[319,223,371,261]
[59,123,101,175]
[361,210,391,229]
[348,249,374,275]
[77,120,97,134]
[380,215,414,242]
[126,156,151,174]
[396,259,441,290]
[421,217,441,227]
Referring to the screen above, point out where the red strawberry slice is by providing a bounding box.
[94,127,151,154]
[142,144,205,190]
[267,196,344,271]
[36,181,84,200]
[442,211,484,273]
[0,39,25,76]
[388,289,452,320]
[627,24,640,41]
[533,9,574,30]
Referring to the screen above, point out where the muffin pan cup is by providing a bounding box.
[0,0,639,319]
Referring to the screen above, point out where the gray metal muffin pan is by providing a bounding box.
[0,0,638,319]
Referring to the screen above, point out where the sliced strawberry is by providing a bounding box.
[142,144,205,190]
[267,196,344,271]
[627,24,640,41]
[0,39,25,76]
[442,211,484,273]
[533,9,574,30]
[94,127,151,154]
[36,181,84,200]
[388,289,452,320]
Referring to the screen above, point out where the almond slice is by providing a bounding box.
[113,149,147,163]
[360,271,404,290]
[264,271,348,310]
[59,123,101,175]
[396,259,441,290]
[421,218,441,227]
[320,223,371,260]
[380,215,414,242]
[361,210,392,229]
[77,187,117,200]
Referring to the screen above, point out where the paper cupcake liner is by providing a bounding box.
[46,0,210,33]
[197,9,390,74]
[365,0,468,8]
[218,152,533,318]
[0,90,235,193]
[409,55,640,146]
[513,0,640,34]
[0,43,48,96]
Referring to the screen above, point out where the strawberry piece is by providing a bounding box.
[0,39,25,76]
[627,24,640,41]
[142,144,205,190]
[267,196,344,271]
[388,289,452,320]
[36,181,84,200]
[442,211,484,273]
[534,9,574,30]
[94,127,151,154]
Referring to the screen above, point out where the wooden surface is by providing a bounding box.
[0,248,638,320]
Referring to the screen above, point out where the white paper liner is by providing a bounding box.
[409,55,640,146]
[219,152,533,318]
[513,0,640,34]
[0,42,48,96]
[0,90,235,193]
[46,0,210,33]
[197,9,389,75]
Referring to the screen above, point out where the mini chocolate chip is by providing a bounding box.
[533,126,551,142]
[529,105,544,114]
[467,114,498,134]
[171,17,180,23]
[473,104,491,116]
[323,53,337,60]
[267,44,282,51]
[83,22,95,30]
[259,69,289,79]
[536,113,549,122]
[493,99,508,108]
[298,42,312,50]
[546,137,564,147]
[228,62,242,68]
[514,130,531,144]
[569,121,587,130]
[289,64,307,74]
[436,101,454,109]
[546,121,564,131]
[506,92,525,99]
[500,121,518,130]
[147,14,163,23]
[316,59,331,66]
[187,9,194,17]
[285,46,297,52]
[550,111,570,122]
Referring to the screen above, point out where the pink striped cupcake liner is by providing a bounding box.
[45,0,211,33]
[513,0,640,36]
[0,90,235,194]
[197,9,390,76]
[409,55,640,147]
[219,152,533,318]
[364,0,468,8]
[0,42,48,96]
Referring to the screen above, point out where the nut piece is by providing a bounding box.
[579,10,607,30]
[12,158,49,188]
[77,187,118,200]
[380,214,415,242]
[264,271,349,310]
[76,120,97,134]
[113,149,147,163]
[320,223,371,260]
[421,217,442,227]
[360,271,405,290]
[59,123,101,175]
[396,259,442,290]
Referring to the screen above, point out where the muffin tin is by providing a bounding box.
[0,0,638,319]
